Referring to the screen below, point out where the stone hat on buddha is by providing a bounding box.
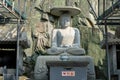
[50,6,81,17]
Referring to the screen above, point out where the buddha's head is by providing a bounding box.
[59,13,71,28]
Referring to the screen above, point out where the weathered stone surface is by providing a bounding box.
[34,56,95,80]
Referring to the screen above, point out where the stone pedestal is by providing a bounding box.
[47,61,88,80]
[34,56,95,80]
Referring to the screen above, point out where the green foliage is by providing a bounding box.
[109,25,116,31]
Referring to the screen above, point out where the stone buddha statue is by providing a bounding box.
[34,6,95,80]
[47,7,85,55]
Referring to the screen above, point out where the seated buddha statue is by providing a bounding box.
[47,9,85,55]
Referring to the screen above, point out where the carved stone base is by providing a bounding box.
[34,56,95,80]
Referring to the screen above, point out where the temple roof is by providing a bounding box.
[101,38,120,49]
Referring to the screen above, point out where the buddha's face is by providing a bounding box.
[59,14,71,28]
